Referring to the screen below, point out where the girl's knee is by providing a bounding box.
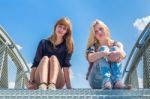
[110,46,119,52]
[41,56,49,62]
[98,45,109,52]
[49,55,58,62]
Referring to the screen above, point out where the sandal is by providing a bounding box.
[114,81,132,89]
[48,82,56,90]
[103,81,112,89]
[38,82,47,90]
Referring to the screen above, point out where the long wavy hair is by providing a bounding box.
[48,17,74,54]
[86,19,111,49]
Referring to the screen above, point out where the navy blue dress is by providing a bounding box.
[31,39,72,68]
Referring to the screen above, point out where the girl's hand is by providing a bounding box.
[27,81,37,90]
[108,51,123,62]
[100,51,111,57]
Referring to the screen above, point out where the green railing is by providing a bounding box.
[0,26,30,89]
[122,22,150,88]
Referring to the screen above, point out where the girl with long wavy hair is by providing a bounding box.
[86,19,130,89]
[28,17,74,90]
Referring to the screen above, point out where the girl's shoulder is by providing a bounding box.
[39,39,48,43]
[86,43,97,53]
[40,39,53,45]
[39,39,52,49]
[38,39,46,46]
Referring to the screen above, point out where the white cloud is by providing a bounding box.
[9,82,15,89]
[15,44,23,50]
[133,16,150,32]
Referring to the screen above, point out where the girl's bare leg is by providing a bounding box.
[48,55,65,89]
[34,56,49,89]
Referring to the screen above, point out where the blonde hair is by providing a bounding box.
[49,17,74,53]
[86,19,111,49]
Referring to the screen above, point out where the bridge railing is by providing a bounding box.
[0,26,30,89]
[122,22,150,88]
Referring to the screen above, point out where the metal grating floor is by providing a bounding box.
[0,89,150,99]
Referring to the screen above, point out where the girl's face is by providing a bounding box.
[94,23,106,40]
[55,24,68,38]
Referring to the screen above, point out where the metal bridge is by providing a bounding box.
[0,23,150,99]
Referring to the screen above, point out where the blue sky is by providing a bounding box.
[0,0,150,88]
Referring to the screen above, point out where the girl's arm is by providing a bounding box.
[29,67,37,82]
[108,42,126,62]
[28,67,37,90]
[115,41,126,59]
[88,51,109,62]
[63,67,72,89]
